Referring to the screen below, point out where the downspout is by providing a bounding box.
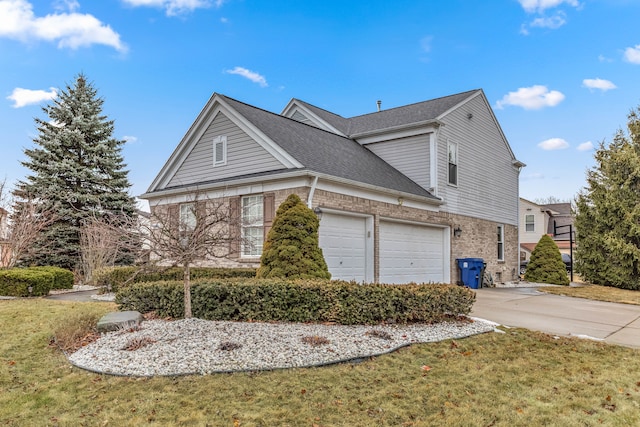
[307,175,319,208]
[430,125,442,196]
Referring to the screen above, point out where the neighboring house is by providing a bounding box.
[519,198,574,261]
[543,202,575,255]
[141,89,524,284]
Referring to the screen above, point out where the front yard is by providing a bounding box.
[2,298,640,426]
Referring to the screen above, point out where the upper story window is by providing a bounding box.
[179,203,196,232]
[497,224,504,261]
[525,214,535,232]
[241,195,264,257]
[448,140,458,186]
[213,135,227,167]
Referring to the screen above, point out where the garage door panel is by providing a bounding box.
[319,214,368,282]
[380,222,445,284]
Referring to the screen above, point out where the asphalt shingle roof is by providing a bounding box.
[220,95,439,200]
[292,90,480,136]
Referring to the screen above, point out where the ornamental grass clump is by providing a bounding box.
[524,234,570,285]
[256,194,330,280]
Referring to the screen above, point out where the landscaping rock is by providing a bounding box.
[97,311,144,332]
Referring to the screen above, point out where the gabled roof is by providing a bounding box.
[285,98,351,135]
[286,89,481,137]
[219,95,439,201]
[346,89,480,136]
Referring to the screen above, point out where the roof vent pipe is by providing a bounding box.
[376,100,381,112]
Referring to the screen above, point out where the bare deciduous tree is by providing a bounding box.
[79,213,143,284]
[77,192,256,318]
[144,194,242,318]
[1,188,59,269]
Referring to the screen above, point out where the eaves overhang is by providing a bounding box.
[140,169,443,206]
[350,119,443,144]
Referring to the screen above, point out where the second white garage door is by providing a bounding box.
[379,221,447,284]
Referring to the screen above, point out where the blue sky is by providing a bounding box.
[1,0,639,208]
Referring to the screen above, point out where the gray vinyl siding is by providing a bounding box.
[437,95,519,225]
[167,112,284,188]
[291,110,316,127]
[365,135,431,189]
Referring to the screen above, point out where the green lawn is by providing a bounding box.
[540,284,640,306]
[2,298,640,426]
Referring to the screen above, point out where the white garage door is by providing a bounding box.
[379,221,446,284]
[318,213,370,282]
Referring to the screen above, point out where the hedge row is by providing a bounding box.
[116,279,475,325]
[0,266,74,297]
[93,266,257,291]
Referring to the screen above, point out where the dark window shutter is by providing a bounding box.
[229,196,240,258]
[168,204,179,230]
[263,193,275,241]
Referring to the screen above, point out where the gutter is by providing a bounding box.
[140,170,443,206]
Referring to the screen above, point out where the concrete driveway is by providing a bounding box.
[471,287,640,348]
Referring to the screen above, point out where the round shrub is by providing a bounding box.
[257,194,330,280]
[524,234,570,285]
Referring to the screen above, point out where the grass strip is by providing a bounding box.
[540,284,640,306]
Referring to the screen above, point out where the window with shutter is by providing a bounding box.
[241,195,263,257]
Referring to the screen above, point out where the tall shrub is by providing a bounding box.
[257,194,330,279]
[574,105,640,289]
[524,234,569,285]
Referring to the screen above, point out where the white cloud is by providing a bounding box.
[529,13,566,29]
[6,87,57,108]
[225,67,268,87]
[577,141,594,151]
[420,35,433,53]
[624,44,640,64]
[518,0,579,14]
[0,0,126,51]
[123,135,138,143]
[495,85,565,110]
[53,0,79,12]
[122,0,214,16]
[538,138,570,150]
[582,78,616,91]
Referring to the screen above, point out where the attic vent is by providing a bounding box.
[213,135,227,167]
[376,100,382,112]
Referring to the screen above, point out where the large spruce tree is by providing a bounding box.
[16,74,136,271]
[574,106,640,289]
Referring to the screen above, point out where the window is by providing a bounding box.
[497,225,504,261]
[448,140,458,186]
[179,203,196,231]
[213,135,227,167]
[241,195,263,257]
[525,214,535,232]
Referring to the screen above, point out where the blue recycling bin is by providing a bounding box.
[456,258,484,289]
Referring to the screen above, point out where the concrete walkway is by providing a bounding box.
[472,286,640,348]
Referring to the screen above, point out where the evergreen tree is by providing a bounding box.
[524,234,569,285]
[16,74,136,271]
[257,194,331,279]
[574,106,640,290]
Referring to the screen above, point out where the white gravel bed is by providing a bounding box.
[68,318,496,376]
